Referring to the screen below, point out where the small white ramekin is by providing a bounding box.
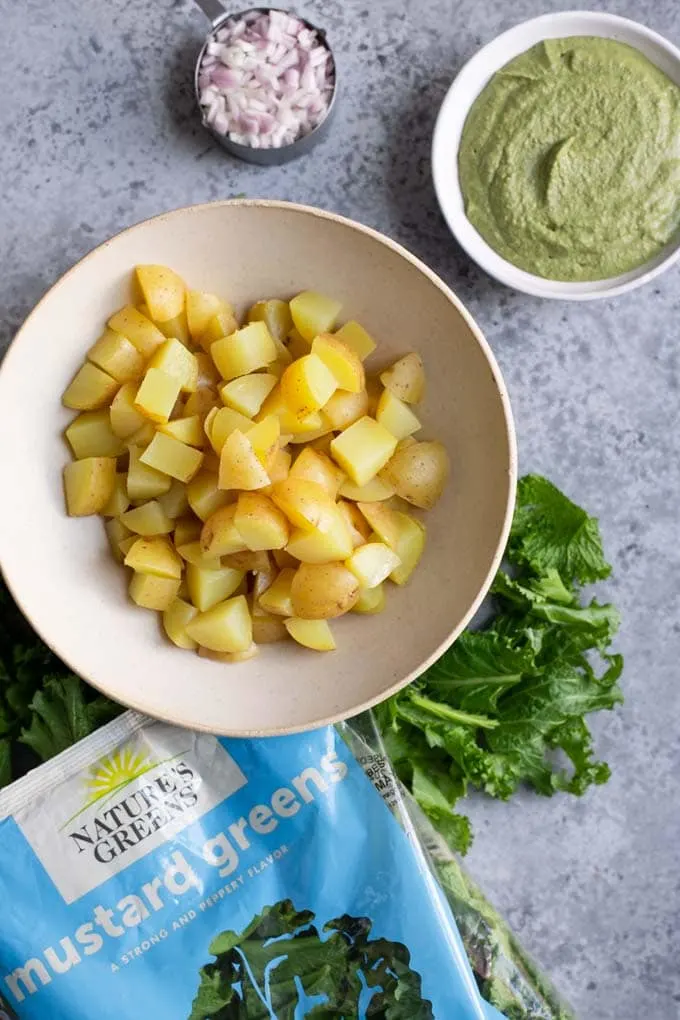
[432,11,680,300]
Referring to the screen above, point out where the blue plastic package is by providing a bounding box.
[0,711,503,1020]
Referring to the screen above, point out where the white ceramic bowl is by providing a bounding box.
[0,200,516,736]
[432,11,680,300]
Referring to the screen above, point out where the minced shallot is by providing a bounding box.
[198,10,334,149]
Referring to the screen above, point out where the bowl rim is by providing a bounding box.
[0,198,517,735]
[432,10,680,301]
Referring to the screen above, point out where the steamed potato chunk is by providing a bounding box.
[130,572,181,611]
[185,595,252,653]
[352,583,386,614]
[110,382,148,439]
[280,354,337,420]
[330,417,397,487]
[357,502,426,584]
[149,338,199,393]
[311,334,364,393]
[218,430,270,491]
[140,432,203,483]
[376,389,421,441]
[246,299,293,363]
[380,353,425,404]
[135,265,185,322]
[321,388,368,430]
[334,320,376,360]
[127,445,172,501]
[163,598,199,649]
[234,492,290,551]
[345,542,401,588]
[63,457,117,516]
[289,448,345,499]
[271,479,336,531]
[186,290,226,342]
[211,322,277,381]
[201,504,248,557]
[286,507,353,563]
[65,410,124,459]
[134,368,182,424]
[62,363,119,411]
[88,329,146,383]
[101,473,130,517]
[290,291,342,341]
[285,617,336,651]
[160,415,204,448]
[187,469,232,521]
[108,306,166,358]
[381,440,449,509]
[221,373,277,418]
[207,407,254,454]
[124,537,182,578]
[291,562,359,619]
[120,500,174,536]
[258,567,295,616]
[186,563,245,612]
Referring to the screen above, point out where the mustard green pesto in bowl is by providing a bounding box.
[458,37,680,282]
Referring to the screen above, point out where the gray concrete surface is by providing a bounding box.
[1,1,679,1017]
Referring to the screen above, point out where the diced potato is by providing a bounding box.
[176,540,221,570]
[198,305,239,351]
[291,562,359,619]
[184,387,220,422]
[65,410,125,458]
[218,430,270,491]
[357,502,426,584]
[163,598,198,649]
[186,564,245,612]
[149,338,199,393]
[195,352,222,389]
[174,515,202,547]
[120,500,174,536]
[127,422,156,448]
[87,329,146,383]
[263,448,291,490]
[337,499,371,547]
[321,388,368,430]
[246,416,280,471]
[198,642,259,663]
[285,507,353,564]
[258,567,295,616]
[330,416,397,487]
[381,440,449,509]
[352,583,386,614]
[246,299,293,363]
[287,426,333,445]
[124,536,183,578]
[158,479,190,519]
[207,406,254,454]
[186,290,225,342]
[127,445,172,501]
[135,265,185,322]
[334,320,377,360]
[220,373,277,418]
[345,542,401,588]
[118,536,138,558]
[186,469,232,521]
[211,322,277,381]
[185,595,252,653]
[110,382,148,439]
[105,517,132,562]
[140,432,203,483]
[311,334,365,393]
[234,492,290,551]
[270,479,336,531]
[156,310,190,346]
[101,473,130,517]
[286,327,311,361]
[221,550,271,571]
[252,613,288,643]
[289,448,345,499]
[129,572,181,611]
[62,362,119,411]
[290,291,342,341]
[284,617,336,651]
[108,305,166,358]
[380,353,425,404]
[376,389,421,440]
[280,354,337,420]
[63,457,117,516]
[134,368,182,424]
[355,501,401,546]
[160,415,204,448]
[200,504,248,557]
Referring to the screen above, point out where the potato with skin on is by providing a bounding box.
[148,338,199,394]
[65,410,125,459]
[110,382,148,439]
[376,389,422,441]
[134,368,182,424]
[270,479,336,532]
[218,430,270,491]
[289,448,345,499]
[124,536,183,578]
[108,305,166,358]
[256,383,323,437]
[330,416,397,487]
[285,507,354,564]
[160,415,204,448]
[186,469,232,521]
[291,562,360,619]
[163,598,199,649]
[280,354,337,421]
[285,617,336,651]
[101,473,130,517]
[345,542,401,589]
[234,492,290,551]
[258,567,295,617]
[334,320,376,361]
[87,329,146,383]
[127,445,172,501]
[352,583,386,614]
[135,265,185,323]
[120,500,174,536]
[262,448,291,492]
[379,353,425,404]
[63,457,117,516]
[176,541,221,570]
[211,322,277,381]
[186,563,245,612]
[200,503,248,557]
[290,291,342,341]
[140,432,204,484]
[381,440,449,510]
[311,334,365,393]
[208,407,254,454]
[129,572,181,611]
[337,500,371,547]
[220,373,277,418]
[321,388,368,431]
[62,362,119,411]
[185,594,252,653]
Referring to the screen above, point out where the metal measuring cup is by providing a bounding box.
[193,2,338,165]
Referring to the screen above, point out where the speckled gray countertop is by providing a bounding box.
[1,1,679,1017]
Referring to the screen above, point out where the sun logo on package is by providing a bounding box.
[59,747,161,829]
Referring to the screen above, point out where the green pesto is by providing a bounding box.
[458,37,680,281]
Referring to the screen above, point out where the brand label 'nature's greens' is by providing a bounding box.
[0,713,496,1020]
[458,37,680,281]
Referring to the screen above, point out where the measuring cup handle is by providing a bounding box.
[193,0,228,27]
